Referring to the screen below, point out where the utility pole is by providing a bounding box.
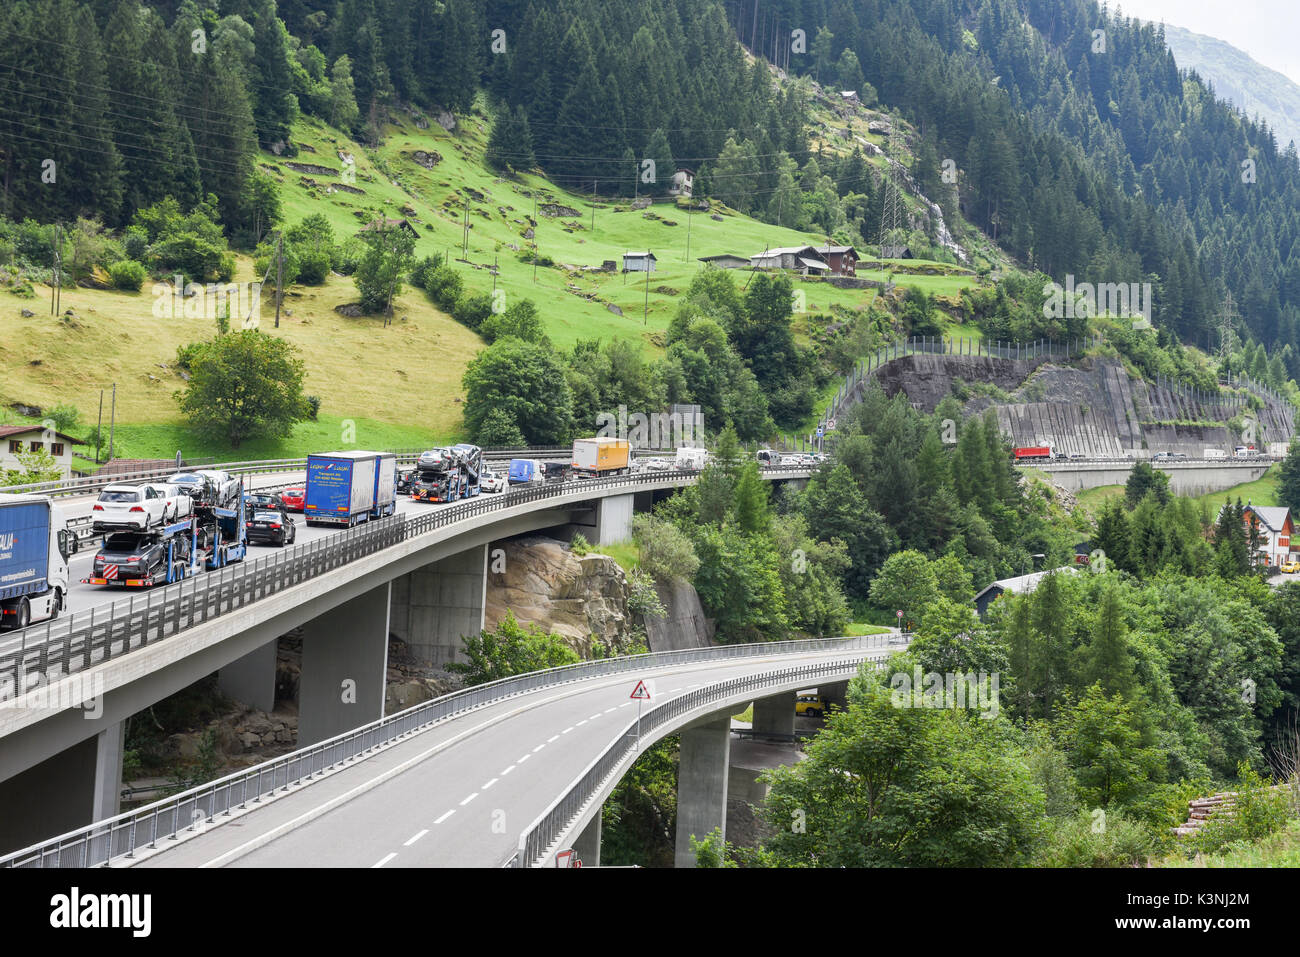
[462,193,471,260]
[274,231,283,328]
[108,382,116,464]
[95,389,103,465]
[685,201,693,261]
[50,224,60,315]
[492,251,499,297]
[591,183,597,235]
[644,259,650,326]
[531,194,538,284]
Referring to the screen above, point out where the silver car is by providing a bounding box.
[144,483,194,522]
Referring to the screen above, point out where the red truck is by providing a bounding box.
[1013,446,1053,463]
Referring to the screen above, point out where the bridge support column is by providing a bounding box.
[674,714,731,868]
[752,691,796,736]
[595,493,634,545]
[818,680,850,716]
[389,544,488,667]
[573,809,602,867]
[298,582,391,747]
[218,640,277,712]
[0,719,123,856]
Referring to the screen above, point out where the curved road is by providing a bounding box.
[124,644,893,868]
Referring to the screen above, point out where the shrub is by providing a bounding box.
[47,403,80,432]
[570,533,592,556]
[123,225,149,261]
[297,249,331,285]
[453,291,493,331]
[1035,810,1156,867]
[108,259,148,291]
[305,395,322,420]
[217,252,236,283]
[424,263,463,310]
[333,237,365,276]
[409,255,439,292]
[175,341,206,371]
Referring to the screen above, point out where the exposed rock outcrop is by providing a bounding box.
[645,579,714,651]
[485,536,634,657]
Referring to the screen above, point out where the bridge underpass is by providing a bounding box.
[0,472,809,855]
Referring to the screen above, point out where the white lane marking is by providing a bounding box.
[668,688,681,693]
[482,777,499,790]
[547,734,560,743]
[588,714,602,720]
[519,753,531,763]
[404,830,428,847]
[459,792,479,807]
[562,726,574,734]
[604,707,617,714]
[620,701,634,707]
[434,810,455,825]
[372,852,397,868]
[532,743,546,753]
[501,764,516,776]
[576,719,588,726]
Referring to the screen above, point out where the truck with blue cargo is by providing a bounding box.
[305,451,379,526]
[0,495,75,631]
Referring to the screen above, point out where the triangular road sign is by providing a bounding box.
[630,680,651,700]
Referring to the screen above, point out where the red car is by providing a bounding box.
[280,486,306,512]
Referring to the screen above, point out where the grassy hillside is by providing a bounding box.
[2,94,984,461]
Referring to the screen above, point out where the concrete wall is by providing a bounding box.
[1039,462,1272,496]
[389,545,488,667]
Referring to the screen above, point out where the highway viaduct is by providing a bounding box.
[0,467,811,858]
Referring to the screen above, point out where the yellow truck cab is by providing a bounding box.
[795,693,826,716]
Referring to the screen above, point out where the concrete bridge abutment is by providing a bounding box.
[298,583,391,747]
[389,544,489,668]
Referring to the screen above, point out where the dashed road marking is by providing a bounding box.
[576,719,588,726]
[434,810,455,825]
[620,701,634,707]
[519,753,531,764]
[548,734,560,743]
[532,743,546,753]
[604,707,617,714]
[460,792,479,807]
[588,714,601,721]
[562,726,574,734]
[501,765,516,776]
[373,852,397,868]
[404,830,428,847]
[483,778,499,790]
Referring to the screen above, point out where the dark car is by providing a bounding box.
[246,508,296,547]
[91,532,181,585]
[396,467,418,494]
[166,472,218,505]
[543,461,570,482]
[244,491,285,511]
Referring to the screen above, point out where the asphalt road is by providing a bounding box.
[129,646,886,869]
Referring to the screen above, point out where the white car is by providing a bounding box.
[481,470,506,493]
[780,454,802,466]
[167,470,240,508]
[145,483,193,522]
[197,469,241,507]
[91,484,169,532]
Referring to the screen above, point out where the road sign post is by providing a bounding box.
[631,679,653,750]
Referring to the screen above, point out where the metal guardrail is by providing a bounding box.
[0,468,810,701]
[0,630,900,868]
[2,446,660,499]
[512,642,906,867]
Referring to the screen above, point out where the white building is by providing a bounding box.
[623,251,657,273]
[668,168,695,198]
[0,425,79,480]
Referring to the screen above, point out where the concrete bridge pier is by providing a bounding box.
[389,544,489,668]
[218,640,277,712]
[573,808,602,867]
[818,680,850,716]
[752,691,796,736]
[0,719,124,857]
[298,582,391,747]
[674,713,731,867]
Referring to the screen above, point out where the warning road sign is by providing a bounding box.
[630,680,653,700]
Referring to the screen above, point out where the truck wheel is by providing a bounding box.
[50,591,62,621]
[15,598,30,630]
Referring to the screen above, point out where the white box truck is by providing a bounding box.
[1204,448,1226,459]
[0,495,74,630]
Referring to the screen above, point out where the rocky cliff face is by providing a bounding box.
[645,579,714,651]
[485,536,637,657]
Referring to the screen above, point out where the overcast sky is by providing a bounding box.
[1111,0,1300,84]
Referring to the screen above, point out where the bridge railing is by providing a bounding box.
[513,650,903,867]
[0,468,810,703]
[0,631,902,868]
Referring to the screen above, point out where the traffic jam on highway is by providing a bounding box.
[0,436,745,633]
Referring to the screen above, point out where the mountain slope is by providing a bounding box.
[1156,23,1300,151]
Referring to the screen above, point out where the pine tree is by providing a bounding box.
[1084,583,1136,698]
[249,0,299,148]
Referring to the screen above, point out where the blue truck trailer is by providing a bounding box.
[0,495,74,631]
[306,451,395,526]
